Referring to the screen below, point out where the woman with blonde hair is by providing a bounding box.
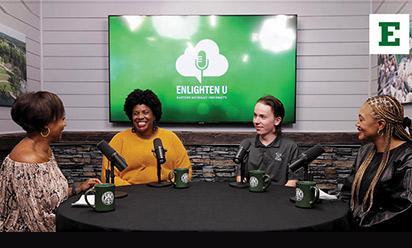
[342,95,412,231]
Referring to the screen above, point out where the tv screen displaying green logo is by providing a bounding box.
[109,15,297,124]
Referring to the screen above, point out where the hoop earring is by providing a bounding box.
[40,127,50,138]
[377,129,384,136]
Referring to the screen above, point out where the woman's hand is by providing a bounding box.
[79,178,102,192]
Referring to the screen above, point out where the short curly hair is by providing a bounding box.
[123,89,162,123]
[11,91,65,133]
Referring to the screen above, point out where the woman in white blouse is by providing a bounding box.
[0,91,101,232]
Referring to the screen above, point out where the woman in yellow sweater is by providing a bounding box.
[101,89,192,185]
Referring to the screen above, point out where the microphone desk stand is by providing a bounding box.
[229,156,249,189]
[106,162,128,198]
[147,150,172,188]
[290,164,313,203]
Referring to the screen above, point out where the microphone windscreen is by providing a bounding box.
[154,138,163,148]
[97,140,116,157]
[303,144,325,161]
[240,139,252,149]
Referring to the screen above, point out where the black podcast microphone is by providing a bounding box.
[229,139,252,189]
[97,140,128,171]
[233,139,252,164]
[289,144,325,173]
[153,138,166,164]
[96,140,128,198]
[147,138,171,187]
[288,144,325,203]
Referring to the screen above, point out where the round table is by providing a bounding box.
[56,182,349,232]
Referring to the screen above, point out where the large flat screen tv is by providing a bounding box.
[109,15,297,124]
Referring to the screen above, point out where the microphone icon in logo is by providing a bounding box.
[195,50,209,83]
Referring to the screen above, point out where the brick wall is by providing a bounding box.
[50,143,358,194]
[0,132,360,194]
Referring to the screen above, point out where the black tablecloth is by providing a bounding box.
[56,182,349,232]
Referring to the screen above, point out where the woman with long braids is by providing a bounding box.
[101,89,191,185]
[341,95,412,231]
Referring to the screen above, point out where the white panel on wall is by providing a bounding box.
[26,39,41,56]
[42,1,370,17]
[297,81,369,95]
[400,2,412,13]
[0,3,40,42]
[43,69,107,82]
[43,43,107,57]
[43,17,107,31]
[41,0,372,132]
[298,29,368,43]
[297,69,369,82]
[23,0,40,18]
[27,66,40,81]
[296,95,365,108]
[1,1,40,30]
[43,31,107,44]
[0,0,40,133]
[298,56,368,69]
[298,15,369,29]
[296,107,358,121]
[59,94,108,108]
[374,1,407,14]
[27,52,41,68]
[25,82,41,93]
[283,120,358,132]
[43,57,108,69]
[298,42,368,56]
[44,82,108,95]
[65,107,108,120]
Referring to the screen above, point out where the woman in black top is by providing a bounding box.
[342,95,412,231]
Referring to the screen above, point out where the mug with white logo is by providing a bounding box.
[84,183,115,212]
[295,181,320,208]
[248,170,271,192]
[169,168,190,189]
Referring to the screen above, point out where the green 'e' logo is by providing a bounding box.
[379,22,400,46]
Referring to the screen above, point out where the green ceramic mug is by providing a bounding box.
[248,170,271,192]
[295,181,320,208]
[169,168,190,188]
[84,183,115,212]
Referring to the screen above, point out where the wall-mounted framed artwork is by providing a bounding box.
[0,23,27,107]
[377,21,412,104]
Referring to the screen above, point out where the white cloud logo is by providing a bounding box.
[176,39,229,83]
